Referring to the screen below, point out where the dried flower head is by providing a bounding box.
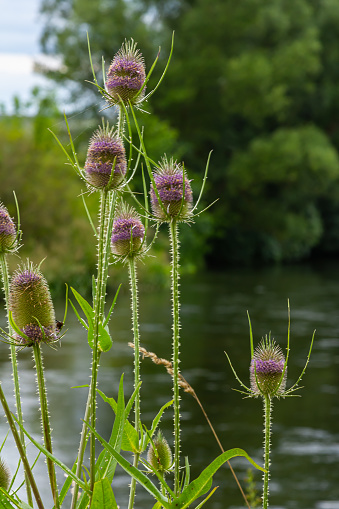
[0,203,17,254]
[9,261,58,346]
[106,39,146,106]
[250,337,287,398]
[150,157,193,221]
[0,457,11,491]
[84,124,127,190]
[147,430,173,475]
[111,203,145,258]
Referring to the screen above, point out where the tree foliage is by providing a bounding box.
[36,0,339,265]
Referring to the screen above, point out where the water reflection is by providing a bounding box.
[0,263,339,508]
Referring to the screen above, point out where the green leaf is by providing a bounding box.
[0,488,34,508]
[194,486,218,508]
[96,375,125,482]
[168,449,265,509]
[97,383,142,453]
[103,284,122,328]
[86,421,170,508]
[70,287,94,327]
[90,478,118,509]
[98,323,112,352]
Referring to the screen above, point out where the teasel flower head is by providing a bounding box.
[147,430,173,475]
[150,156,193,222]
[84,123,127,191]
[0,457,11,491]
[9,261,58,346]
[106,39,146,107]
[111,202,145,258]
[250,337,287,398]
[0,203,17,254]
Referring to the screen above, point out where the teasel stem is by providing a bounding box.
[0,383,45,509]
[32,343,59,509]
[71,188,116,506]
[0,253,33,506]
[169,219,181,496]
[263,395,272,509]
[127,257,141,509]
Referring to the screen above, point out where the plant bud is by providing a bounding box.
[84,124,127,190]
[106,39,146,106]
[0,458,11,491]
[147,430,172,475]
[250,338,287,398]
[111,204,145,257]
[9,262,57,346]
[150,157,193,221]
[0,204,16,254]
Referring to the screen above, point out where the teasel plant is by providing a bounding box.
[111,196,164,508]
[86,33,175,133]
[0,198,34,506]
[111,200,147,509]
[49,114,136,505]
[225,303,315,509]
[2,260,64,509]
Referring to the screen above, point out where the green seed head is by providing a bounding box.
[0,458,11,491]
[9,261,57,346]
[147,430,172,475]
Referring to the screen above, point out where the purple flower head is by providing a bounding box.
[85,124,126,190]
[9,261,58,346]
[0,204,17,254]
[106,39,146,106]
[111,203,145,257]
[250,338,286,397]
[150,157,193,221]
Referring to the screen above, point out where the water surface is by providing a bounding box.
[0,262,338,508]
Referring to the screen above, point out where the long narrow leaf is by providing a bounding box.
[168,448,265,509]
[85,421,170,508]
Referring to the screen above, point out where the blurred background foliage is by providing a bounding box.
[3,0,339,291]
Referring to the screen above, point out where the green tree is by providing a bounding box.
[38,0,339,265]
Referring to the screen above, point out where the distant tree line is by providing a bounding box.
[14,0,339,268]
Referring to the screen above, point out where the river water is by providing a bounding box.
[0,262,339,508]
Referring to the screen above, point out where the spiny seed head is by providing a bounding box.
[84,124,127,190]
[250,338,287,398]
[147,430,172,475]
[9,261,58,346]
[0,203,17,254]
[111,203,145,257]
[106,39,146,106]
[150,156,193,221]
[0,458,11,491]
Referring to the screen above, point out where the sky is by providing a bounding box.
[0,0,53,114]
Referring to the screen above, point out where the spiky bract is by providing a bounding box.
[147,430,173,475]
[0,458,11,491]
[106,39,146,106]
[150,157,193,221]
[250,338,286,398]
[0,204,17,254]
[84,124,127,190]
[9,261,58,346]
[111,203,145,257]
